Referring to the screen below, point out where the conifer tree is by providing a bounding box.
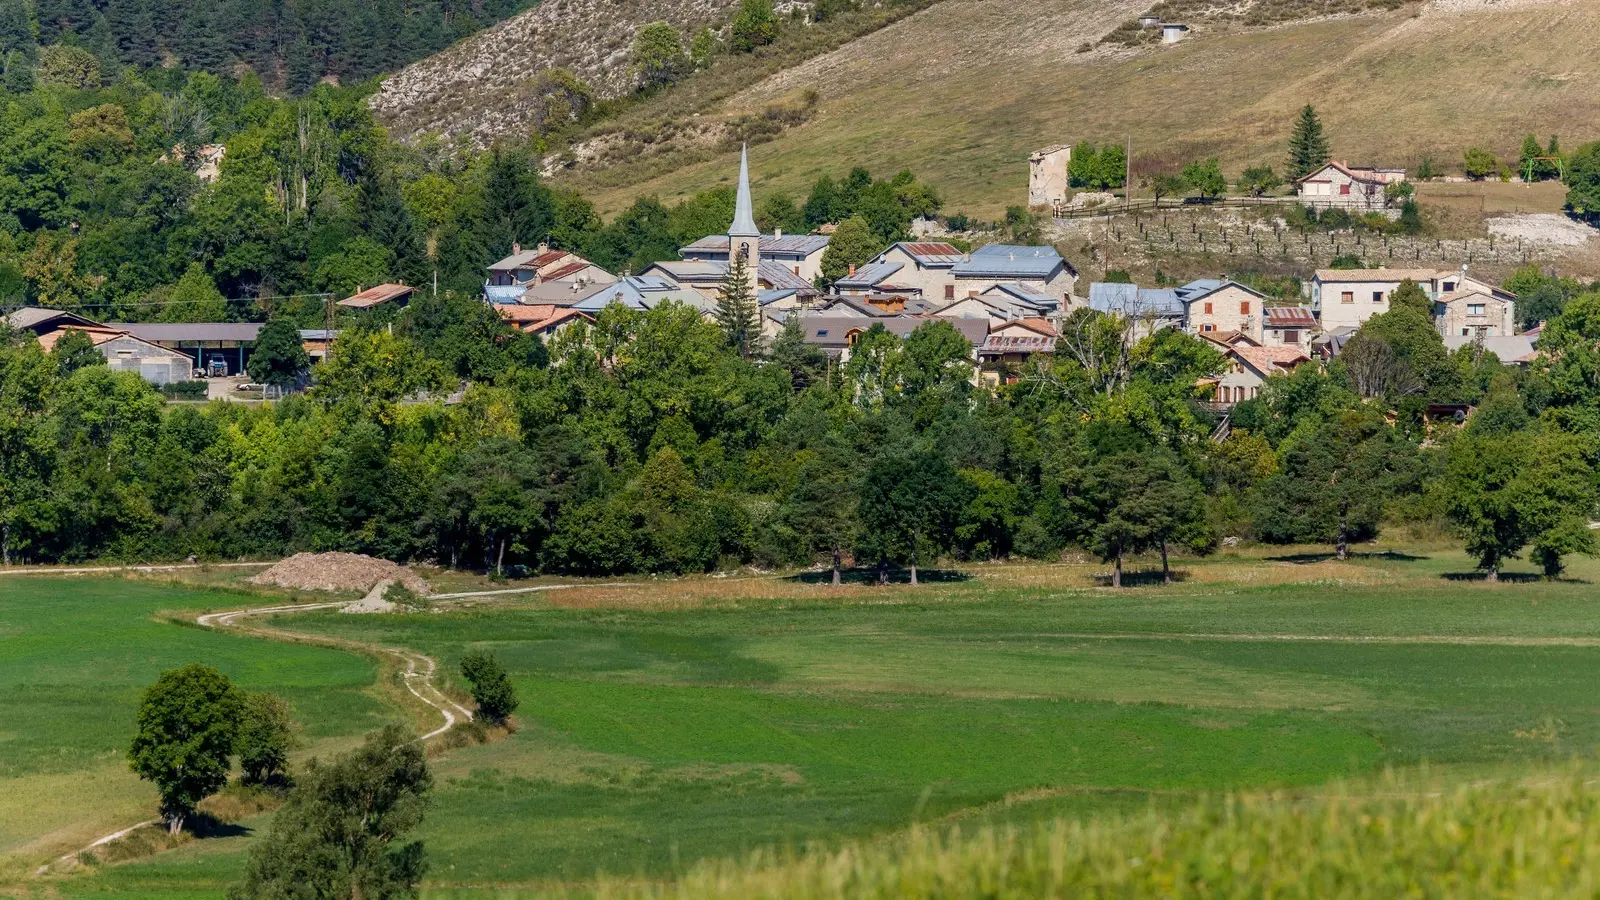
[716,252,761,359]
[1286,104,1330,182]
[0,0,35,58]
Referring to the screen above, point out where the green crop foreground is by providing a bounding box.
[10,548,1600,897]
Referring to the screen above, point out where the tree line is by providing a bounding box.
[0,0,529,95]
[6,268,1600,581]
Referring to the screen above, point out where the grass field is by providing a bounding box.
[569,0,1600,219]
[10,548,1600,897]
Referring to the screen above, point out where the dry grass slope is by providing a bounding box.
[372,0,739,145]
[567,0,1600,218]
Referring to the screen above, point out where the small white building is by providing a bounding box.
[1161,23,1188,43]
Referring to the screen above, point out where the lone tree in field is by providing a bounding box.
[230,725,432,900]
[1181,157,1227,201]
[1286,104,1330,182]
[237,692,297,787]
[460,650,519,723]
[715,251,761,359]
[1084,451,1211,587]
[128,664,243,833]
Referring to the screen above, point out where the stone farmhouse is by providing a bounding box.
[1294,162,1406,210]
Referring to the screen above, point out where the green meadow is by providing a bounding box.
[8,549,1600,897]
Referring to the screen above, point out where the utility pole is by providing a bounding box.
[1125,134,1133,213]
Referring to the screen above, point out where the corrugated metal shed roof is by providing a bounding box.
[890,242,966,267]
[114,323,264,342]
[1264,306,1317,328]
[4,307,100,332]
[338,283,414,309]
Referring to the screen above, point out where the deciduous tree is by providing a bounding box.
[128,664,242,833]
[460,650,518,723]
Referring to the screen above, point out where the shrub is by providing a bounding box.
[237,693,297,787]
[460,650,519,723]
[1463,147,1499,180]
[730,0,779,52]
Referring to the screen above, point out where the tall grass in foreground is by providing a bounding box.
[596,769,1600,898]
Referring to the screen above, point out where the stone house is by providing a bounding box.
[1181,281,1270,340]
[858,242,968,301]
[1436,289,1516,339]
[1294,162,1406,210]
[979,318,1057,385]
[950,245,1077,307]
[1199,334,1310,406]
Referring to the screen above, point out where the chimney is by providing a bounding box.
[538,241,550,255]
[512,241,521,256]
[774,227,783,239]
[848,264,856,276]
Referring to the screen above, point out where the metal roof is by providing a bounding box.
[4,307,100,331]
[1442,334,1539,363]
[836,262,904,289]
[1264,306,1318,328]
[572,276,711,312]
[800,315,989,348]
[681,234,831,256]
[113,322,264,342]
[1087,283,1185,317]
[885,241,966,267]
[1173,279,1223,300]
[981,283,1059,310]
[338,283,414,309]
[953,245,1065,278]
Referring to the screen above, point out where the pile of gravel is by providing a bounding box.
[249,552,431,595]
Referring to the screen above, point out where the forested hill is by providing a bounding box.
[0,0,533,92]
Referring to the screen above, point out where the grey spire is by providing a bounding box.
[728,143,760,238]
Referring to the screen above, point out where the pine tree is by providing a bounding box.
[360,170,429,286]
[716,252,761,359]
[2,48,32,93]
[0,0,36,58]
[1286,104,1330,182]
[103,0,157,68]
[1519,134,1545,180]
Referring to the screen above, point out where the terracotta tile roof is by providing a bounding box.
[1232,345,1310,376]
[36,325,125,351]
[1313,268,1439,283]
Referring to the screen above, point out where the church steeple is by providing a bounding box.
[727,144,762,277]
[729,143,760,238]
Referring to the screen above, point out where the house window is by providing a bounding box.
[1443,281,1456,292]
[1373,291,1383,303]
[1282,329,1299,344]
[1201,324,1215,333]
[1461,328,1470,336]
[945,285,955,300]
[1240,301,1250,315]
[1340,183,1351,195]
[1468,303,1485,316]
[816,330,828,337]
[1204,302,1213,314]
[1341,291,1354,304]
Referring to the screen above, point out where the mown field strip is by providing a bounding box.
[1011,632,1600,646]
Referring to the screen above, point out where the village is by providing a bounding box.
[6,143,1552,417]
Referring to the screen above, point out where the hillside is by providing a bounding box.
[552,0,1600,218]
[370,0,740,145]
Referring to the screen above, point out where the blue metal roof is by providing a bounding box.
[485,284,528,304]
[1088,283,1185,317]
[1173,278,1223,300]
[758,288,801,306]
[954,245,1064,278]
[983,282,1057,310]
[835,261,903,289]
